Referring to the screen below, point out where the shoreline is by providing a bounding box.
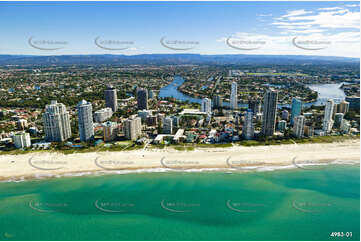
[0,139,359,182]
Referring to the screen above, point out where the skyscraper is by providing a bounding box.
[261,90,278,137]
[137,88,148,110]
[105,85,118,112]
[148,89,155,99]
[212,95,223,108]
[340,119,351,134]
[334,113,344,129]
[13,132,31,148]
[242,109,254,140]
[138,109,152,121]
[323,99,334,133]
[338,100,350,114]
[248,99,260,114]
[94,107,113,123]
[102,121,119,142]
[163,116,173,134]
[290,98,302,126]
[278,120,287,132]
[77,100,94,142]
[345,96,360,110]
[123,117,142,141]
[230,81,238,110]
[293,115,305,138]
[201,98,212,114]
[43,100,72,142]
[281,110,289,120]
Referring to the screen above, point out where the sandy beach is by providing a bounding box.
[0,139,359,181]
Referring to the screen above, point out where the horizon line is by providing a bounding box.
[0,53,359,59]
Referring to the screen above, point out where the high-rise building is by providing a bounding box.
[332,103,338,119]
[334,113,344,128]
[77,100,94,142]
[171,116,180,128]
[105,85,118,112]
[293,115,305,138]
[338,100,350,114]
[148,89,155,99]
[13,132,31,148]
[248,99,260,114]
[123,117,142,141]
[323,99,334,133]
[340,119,351,134]
[242,110,254,140]
[94,107,113,123]
[304,125,314,137]
[102,121,119,142]
[281,110,289,120]
[230,81,238,110]
[291,98,302,126]
[137,88,148,110]
[43,100,72,142]
[262,90,278,136]
[212,95,223,108]
[17,119,28,130]
[146,115,157,126]
[278,120,287,132]
[163,116,173,134]
[138,109,152,121]
[201,98,212,114]
[157,113,165,124]
[345,96,360,110]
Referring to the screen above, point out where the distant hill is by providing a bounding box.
[0,54,358,67]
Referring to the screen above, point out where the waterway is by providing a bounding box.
[159,76,347,108]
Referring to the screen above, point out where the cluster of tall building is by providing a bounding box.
[41,85,120,143]
[35,79,353,147]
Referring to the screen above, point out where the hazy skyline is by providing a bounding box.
[0,1,359,57]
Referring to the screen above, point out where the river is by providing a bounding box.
[159,76,347,108]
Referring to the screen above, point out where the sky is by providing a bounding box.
[0,1,359,57]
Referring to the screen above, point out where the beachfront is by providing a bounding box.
[0,139,359,181]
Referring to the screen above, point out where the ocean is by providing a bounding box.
[0,165,359,241]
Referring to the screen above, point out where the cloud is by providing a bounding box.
[287,29,326,34]
[344,4,359,8]
[317,7,343,11]
[273,6,360,29]
[218,31,360,58]
[216,5,360,57]
[257,13,272,17]
[281,9,313,18]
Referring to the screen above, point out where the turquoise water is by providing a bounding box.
[0,165,359,241]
